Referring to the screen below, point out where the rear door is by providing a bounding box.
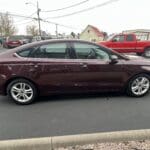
[27,41,94,94]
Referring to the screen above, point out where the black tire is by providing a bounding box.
[126,74,150,97]
[136,52,142,56]
[7,79,37,105]
[143,48,150,58]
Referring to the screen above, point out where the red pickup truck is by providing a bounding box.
[99,33,150,57]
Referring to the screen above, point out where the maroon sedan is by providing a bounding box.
[0,39,150,105]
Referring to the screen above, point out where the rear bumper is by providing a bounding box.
[0,75,7,95]
[7,44,21,48]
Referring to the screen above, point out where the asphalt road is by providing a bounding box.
[0,93,150,140]
[0,47,7,52]
[0,47,150,140]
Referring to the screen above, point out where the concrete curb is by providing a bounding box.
[0,137,52,150]
[1,129,150,150]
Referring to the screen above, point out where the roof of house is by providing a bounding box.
[88,25,104,37]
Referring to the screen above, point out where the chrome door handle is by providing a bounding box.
[80,63,88,68]
[34,64,38,68]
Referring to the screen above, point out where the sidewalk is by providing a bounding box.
[1,129,150,150]
[59,140,150,150]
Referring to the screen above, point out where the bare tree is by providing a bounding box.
[70,32,76,38]
[0,13,17,36]
[26,25,38,36]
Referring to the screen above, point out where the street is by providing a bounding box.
[0,47,7,52]
[0,93,150,140]
[0,47,150,141]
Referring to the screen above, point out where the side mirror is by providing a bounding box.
[110,55,118,64]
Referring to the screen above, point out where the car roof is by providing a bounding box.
[0,39,98,55]
[12,39,98,51]
[30,39,95,44]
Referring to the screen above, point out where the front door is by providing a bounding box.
[70,41,126,92]
[110,35,126,53]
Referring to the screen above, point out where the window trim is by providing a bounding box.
[112,35,125,42]
[17,41,72,59]
[70,41,112,61]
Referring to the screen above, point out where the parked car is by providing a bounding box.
[0,39,150,105]
[3,36,23,48]
[99,33,150,57]
[31,36,42,42]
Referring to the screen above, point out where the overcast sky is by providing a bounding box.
[0,0,150,35]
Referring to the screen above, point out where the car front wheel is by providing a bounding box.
[127,74,150,97]
[7,79,37,105]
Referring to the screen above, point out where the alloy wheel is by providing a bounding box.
[131,77,150,96]
[10,82,33,103]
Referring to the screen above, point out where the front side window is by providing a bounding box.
[73,42,110,61]
[30,43,69,59]
[113,35,124,42]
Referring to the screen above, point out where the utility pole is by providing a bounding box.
[37,1,41,37]
[55,24,58,38]
[26,1,42,37]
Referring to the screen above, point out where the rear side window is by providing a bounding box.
[30,43,69,59]
[17,49,32,57]
[126,35,134,41]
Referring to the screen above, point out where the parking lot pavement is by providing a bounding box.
[0,47,7,52]
[0,93,150,140]
[0,46,150,140]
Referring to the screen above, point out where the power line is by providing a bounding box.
[41,19,81,30]
[0,12,36,20]
[0,11,79,30]
[42,0,90,12]
[14,20,34,25]
[14,12,37,23]
[45,0,120,19]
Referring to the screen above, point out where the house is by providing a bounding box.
[123,29,150,41]
[80,25,105,42]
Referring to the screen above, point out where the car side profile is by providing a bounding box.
[99,33,150,57]
[0,39,150,105]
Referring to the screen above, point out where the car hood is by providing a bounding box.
[125,55,150,65]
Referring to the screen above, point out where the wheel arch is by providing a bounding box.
[124,72,150,90]
[4,76,39,95]
[144,46,150,50]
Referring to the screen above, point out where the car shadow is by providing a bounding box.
[1,91,148,106]
[36,92,125,103]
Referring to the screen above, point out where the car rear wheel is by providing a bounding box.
[127,74,150,97]
[143,48,150,58]
[7,79,37,105]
